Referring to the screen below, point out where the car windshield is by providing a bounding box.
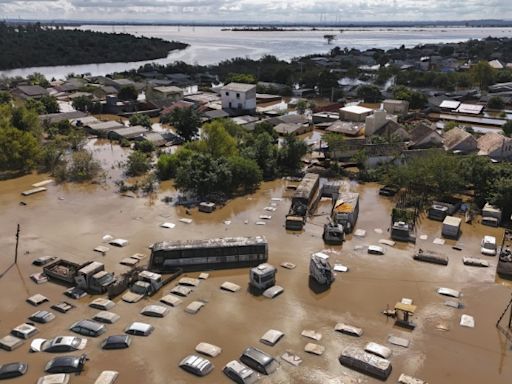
[484,242,495,249]
[131,284,147,294]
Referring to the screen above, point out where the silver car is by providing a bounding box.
[179,354,213,377]
[31,336,87,353]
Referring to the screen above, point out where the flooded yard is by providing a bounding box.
[0,176,511,383]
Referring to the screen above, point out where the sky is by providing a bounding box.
[0,0,511,23]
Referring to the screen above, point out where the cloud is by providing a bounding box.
[0,0,510,21]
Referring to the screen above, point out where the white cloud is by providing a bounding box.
[0,0,510,21]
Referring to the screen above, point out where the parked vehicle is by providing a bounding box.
[442,216,461,239]
[379,185,399,197]
[481,203,502,227]
[285,173,320,231]
[368,245,385,255]
[44,354,88,374]
[322,220,344,245]
[11,323,38,339]
[199,202,216,213]
[249,263,276,292]
[390,221,416,243]
[36,374,70,384]
[240,347,279,375]
[481,236,497,256]
[141,305,169,318]
[33,256,57,266]
[69,320,106,337]
[31,336,87,353]
[223,360,259,384]
[262,286,284,299]
[94,370,119,384]
[101,335,131,350]
[309,254,335,286]
[428,198,461,221]
[125,322,153,336]
[0,363,28,380]
[29,311,56,324]
[179,355,214,377]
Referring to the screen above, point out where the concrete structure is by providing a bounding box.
[273,123,309,136]
[221,83,257,114]
[443,127,477,153]
[340,105,373,122]
[383,99,409,115]
[365,109,399,137]
[477,132,512,160]
[326,120,364,136]
[150,86,184,102]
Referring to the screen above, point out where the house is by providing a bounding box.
[364,109,405,138]
[221,83,257,114]
[39,111,88,126]
[150,86,184,102]
[85,120,125,136]
[273,123,309,136]
[339,105,374,122]
[202,109,230,122]
[409,121,443,149]
[383,99,409,115]
[107,125,149,141]
[477,132,512,160]
[489,60,504,70]
[372,119,411,142]
[443,127,477,153]
[439,100,461,111]
[325,120,364,137]
[12,85,48,99]
[456,103,484,115]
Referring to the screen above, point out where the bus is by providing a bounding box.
[149,236,268,272]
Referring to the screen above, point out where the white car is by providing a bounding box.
[31,336,87,353]
[368,245,385,255]
[481,236,497,256]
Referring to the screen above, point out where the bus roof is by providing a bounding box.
[152,236,267,252]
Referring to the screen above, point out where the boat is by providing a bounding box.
[413,249,448,265]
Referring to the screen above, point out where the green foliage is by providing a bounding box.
[71,95,102,113]
[0,91,12,104]
[175,152,232,197]
[296,99,307,115]
[443,121,459,132]
[200,120,238,158]
[356,84,382,103]
[324,132,346,157]
[503,121,512,137]
[439,45,455,57]
[488,176,512,219]
[156,148,193,180]
[277,135,308,174]
[27,72,49,88]
[26,95,59,114]
[61,150,102,182]
[242,131,278,179]
[0,125,41,172]
[129,113,152,129]
[10,106,42,137]
[225,73,257,84]
[392,85,427,109]
[487,96,505,110]
[126,150,151,176]
[227,156,262,192]
[118,85,138,101]
[165,107,201,141]
[0,23,187,70]
[470,61,495,90]
[133,140,155,153]
[25,98,46,114]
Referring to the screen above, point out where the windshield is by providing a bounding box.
[483,242,496,250]
[96,274,114,286]
[131,283,148,294]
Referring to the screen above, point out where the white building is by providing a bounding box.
[339,105,374,122]
[221,83,257,114]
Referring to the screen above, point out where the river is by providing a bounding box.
[1,26,512,80]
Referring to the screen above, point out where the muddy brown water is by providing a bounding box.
[1,174,511,384]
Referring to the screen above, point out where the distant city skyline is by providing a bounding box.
[1,0,511,23]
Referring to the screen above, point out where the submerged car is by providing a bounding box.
[124,322,153,337]
[481,235,497,256]
[223,360,260,384]
[31,336,87,353]
[69,320,106,337]
[0,362,28,380]
[101,335,131,350]
[11,323,38,339]
[368,245,385,255]
[122,282,151,303]
[36,373,70,384]
[29,311,56,324]
[240,347,279,375]
[179,354,214,377]
[44,354,88,374]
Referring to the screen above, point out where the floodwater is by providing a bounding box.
[0,174,511,383]
[3,26,512,79]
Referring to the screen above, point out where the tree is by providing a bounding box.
[0,91,11,104]
[166,107,201,141]
[296,99,307,115]
[39,95,59,114]
[118,85,138,101]
[503,121,512,137]
[392,85,427,109]
[175,152,232,197]
[487,96,505,110]
[126,151,151,176]
[356,85,382,103]
[225,73,257,84]
[324,132,346,159]
[129,113,152,129]
[242,132,278,179]
[439,45,455,57]
[10,106,42,137]
[134,140,155,153]
[27,72,49,88]
[470,61,495,90]
[228,156,262,192]
[0,126,41,172]
[200,120,238,158]
[63,150,102,182]
[488,177,512,220]
[278,135,308,174]
[156,148,193,180]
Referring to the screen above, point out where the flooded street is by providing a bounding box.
[0,175,511,383]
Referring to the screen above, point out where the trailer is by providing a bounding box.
[285,173,320,231]
[332,192,359,234]
[428,197,462,221]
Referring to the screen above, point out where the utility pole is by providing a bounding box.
[14,224,20,264]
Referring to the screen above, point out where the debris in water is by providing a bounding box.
[334,264,348,272]
[460,314,475,328]
[179,218,193,224]
[301,329,322,341]
[388,335,410,348]
[304,343,325,355]
[433,238,445,245]
[160,222,176,229]
[419,235,428,240]
[353,229,366,237]
[280,262,296,269]
[281,351,302,366]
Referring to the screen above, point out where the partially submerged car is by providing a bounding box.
[334,323,363,337]
[44,354,88,374]
[125,322,154,337]
[93,311,120,324]
[0,362,28,380]
[240,347,279,375]
[109,239,128,247]
[364,342,392,359]
[368,245,385,255]
[185,301,205,314]
[437,287,461,298]
[101,335,131,350]
[36,373,70,384]
[69,320,106,337]
[122,281,151,303]
[262,286,284,299]
[31,336,87,353]
[195,342,222,357]
[51,301,75,314]
[179,354,214,377]
[481,235,497,256]
[223,360,259,384]
[94,370,119,384]
[11,323,38,339]
[89,298,115,311]
[260,329,284,346]
[140,305,169,318]
[33,256,57,266]
[29,311,56,324]
[27,294,49,306]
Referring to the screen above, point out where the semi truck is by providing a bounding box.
[332,192,359,234]
[285,173,320,231]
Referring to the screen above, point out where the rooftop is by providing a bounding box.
[222,82,256,93]
[340,105,374,115]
